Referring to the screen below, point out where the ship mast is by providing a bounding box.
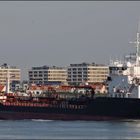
[136,32,140,66]
[5,66,10,93]
[130,25,140,66]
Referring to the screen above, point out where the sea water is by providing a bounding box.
[0,119,140,139]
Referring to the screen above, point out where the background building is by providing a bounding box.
[0,63,21,86]
[28,65,67,85]
[67,62,109,85]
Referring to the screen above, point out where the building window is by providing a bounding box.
[73,68,77,71]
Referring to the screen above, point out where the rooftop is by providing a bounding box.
[70,62,106,67]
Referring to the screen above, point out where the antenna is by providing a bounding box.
[129,20,140,66]
[109,56,113,65]
[5,66,10,93]
[138,17,140,33]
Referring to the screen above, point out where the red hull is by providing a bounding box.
[0,112,124,121]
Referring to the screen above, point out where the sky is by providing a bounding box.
[0,1,140,80]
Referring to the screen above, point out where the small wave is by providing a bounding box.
[31,119,53,122]
[119,119,140,122]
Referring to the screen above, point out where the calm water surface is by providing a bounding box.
[0,119,140,139]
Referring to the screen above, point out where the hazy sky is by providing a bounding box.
[0,1,140,80]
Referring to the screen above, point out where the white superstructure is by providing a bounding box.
[108,29,140,99]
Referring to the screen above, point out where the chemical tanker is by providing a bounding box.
[1,27,140,120]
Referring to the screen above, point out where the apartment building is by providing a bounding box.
[67,63,109,85]
[28,65,67,85]
[0,63,21,85]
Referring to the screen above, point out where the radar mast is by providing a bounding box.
[130,21,140,66]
